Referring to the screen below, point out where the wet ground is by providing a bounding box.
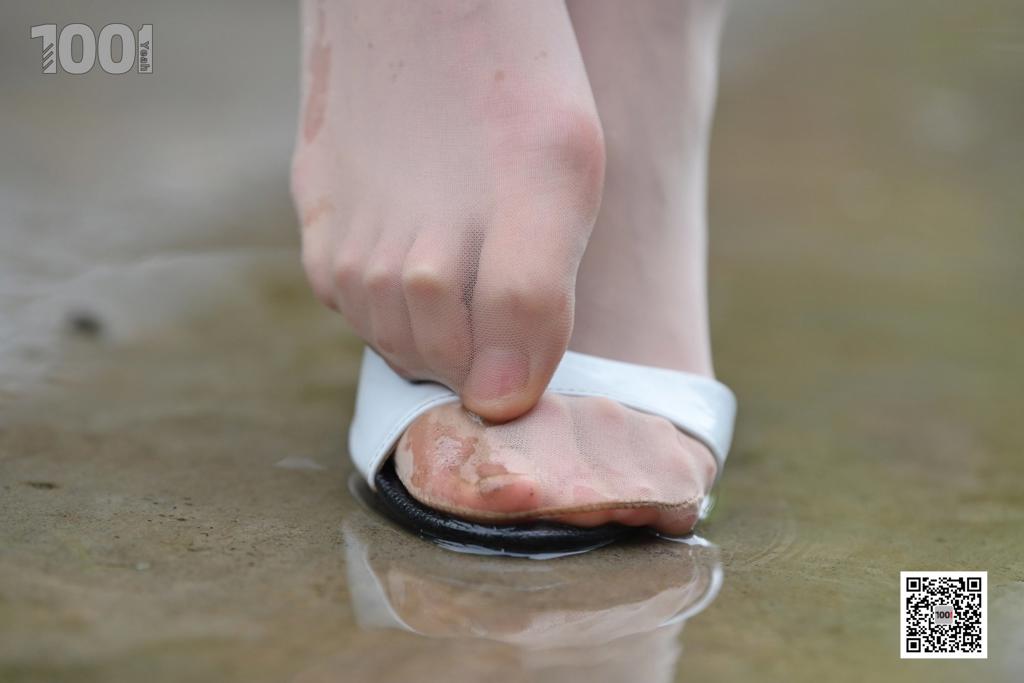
[2,1,1022,681]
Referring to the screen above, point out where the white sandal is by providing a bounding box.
[349,347,736,554]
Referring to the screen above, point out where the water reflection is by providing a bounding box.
[298,495,722,683]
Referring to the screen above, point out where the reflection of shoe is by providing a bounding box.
[287,509,722,683]
[349,347,736,554]
[341,506,722,650]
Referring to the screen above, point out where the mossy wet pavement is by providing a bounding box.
[1,1,1022,681]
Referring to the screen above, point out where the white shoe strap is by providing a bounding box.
[349,348,736,489]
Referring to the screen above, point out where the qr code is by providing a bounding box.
[901,571,987,659]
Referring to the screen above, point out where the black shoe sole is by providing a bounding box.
[373,459,636,556]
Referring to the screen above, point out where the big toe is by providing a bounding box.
[393,405,541,520]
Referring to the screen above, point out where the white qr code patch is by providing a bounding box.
[901,571,987,659]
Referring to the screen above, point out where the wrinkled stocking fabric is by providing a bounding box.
[394,396,716,523]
